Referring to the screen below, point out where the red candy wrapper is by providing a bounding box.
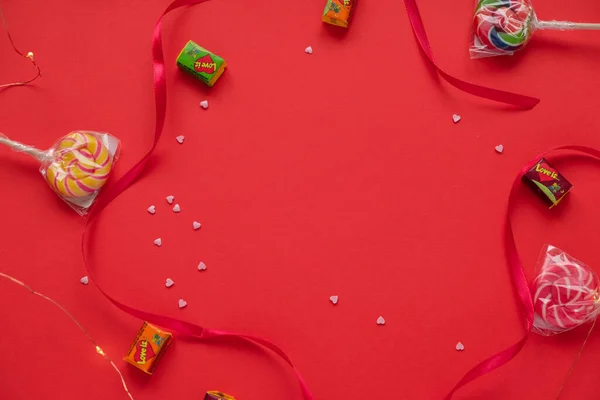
[522,158,572,208]
[532,245,600,336]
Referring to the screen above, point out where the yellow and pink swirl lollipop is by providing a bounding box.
[45,132,114,198]
[471,0,600,58]
[0,131,120,214]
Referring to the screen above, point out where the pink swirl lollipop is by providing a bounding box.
[532,246,600,335]
[471,0,600,58]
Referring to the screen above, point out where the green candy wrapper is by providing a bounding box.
[176,40,227,87]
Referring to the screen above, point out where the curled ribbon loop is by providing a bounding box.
[445,146,600,399]
[81,1,313,398]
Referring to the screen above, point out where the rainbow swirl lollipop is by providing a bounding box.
[473,0,534,56]
[471,0,600,58]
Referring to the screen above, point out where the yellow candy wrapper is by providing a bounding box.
[322,0,355,28]
[204,391,236,400]
[124,322,173,375]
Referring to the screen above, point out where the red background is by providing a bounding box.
[1,0,600,399]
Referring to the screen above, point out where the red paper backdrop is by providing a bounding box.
[1,0,600,399]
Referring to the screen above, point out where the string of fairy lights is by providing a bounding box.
[0,272,135,399]
[0,1,41,89]
[0,1,134,398]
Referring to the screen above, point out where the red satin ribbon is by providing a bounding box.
[81,1,313,398]
[401,0,540,109]
[445,146,600,399]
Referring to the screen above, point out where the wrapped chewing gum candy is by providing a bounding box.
[124,322,173,374]
[176,40,227,87]
[322,0,355,28]
[522,158,572,208]
[204,391,236,400]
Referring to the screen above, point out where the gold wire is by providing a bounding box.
[0,0,42,89]
[0,271,135,400]
[553,318,597,400]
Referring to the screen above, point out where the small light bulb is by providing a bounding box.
[96,346,105,356]
[26,52,34,61]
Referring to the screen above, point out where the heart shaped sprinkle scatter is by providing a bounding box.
[304,46,313,54]
[165,278,174,288]
[173,204,181,213]
[178,299,187,308]
[198,261,207,271]
[166,195,174,204]
[176,135,185,144]
[193,221,201,230]
[495,144,504,154]
[456,342,465,351]
[80,276,89,285]
[154,238,162,247]
[200,100,209,109]
[330,295,339,305]
[147,205,156,214]
[376,316,385,325]
[452,114,461,123]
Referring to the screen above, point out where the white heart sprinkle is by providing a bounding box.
[330,295,339,305]
[178,299,187,308]
[193,221,201,230]
[154,238,162,247]
[198,261,207,271]
[456,342,465,351]
[304,46,313,54]
[452,114,461,123]
[80,276,89,285]
[200,100,209,109]
[176,135,185,144]
[173,204,181,213]
[166,195,174,204]
[376,316,385,325]
[165,278,174,288]
[495,144,504,154]
[147,205,156,214]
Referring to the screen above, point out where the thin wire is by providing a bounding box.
[0,0,41,89]
[0,271,135,400]
[553,318,597,400]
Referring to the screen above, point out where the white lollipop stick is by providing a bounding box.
[0,134,50,162]
[536,20,600,31]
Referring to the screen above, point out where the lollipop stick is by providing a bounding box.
[0,135,49,162]
[537,20,600,31]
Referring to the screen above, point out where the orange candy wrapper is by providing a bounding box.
[124,322,173,374]
[322,0,355,28]
[204,391,236,400]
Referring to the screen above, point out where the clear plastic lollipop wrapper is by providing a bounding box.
[531,245,600,336]
[471,0,600,58]
[0,131,120,216]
